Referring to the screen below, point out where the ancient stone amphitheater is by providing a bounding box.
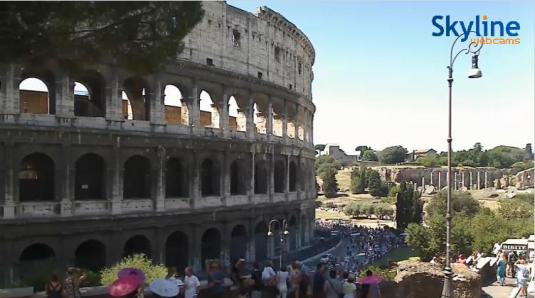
[0,2,316,285]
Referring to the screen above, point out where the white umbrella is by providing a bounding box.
[149,279,179,297]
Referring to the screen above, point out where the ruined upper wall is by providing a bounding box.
[177,2,315,100]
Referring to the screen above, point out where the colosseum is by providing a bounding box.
[0,2,316,285]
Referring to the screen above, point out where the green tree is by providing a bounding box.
[350,166,367,194]
[367,170,385,197]
[0,2,204,74]
[362,150,379,161]
[379,146,408,164]
[320,166,338,198]
[425,191,480,219]
[395,182,422,231]
[315,155,341,177]
[498,199,532,220]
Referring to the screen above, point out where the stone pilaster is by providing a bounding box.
[111,140,123,215]
[155,146,166,212]
[222,151,230,205]
[2,141,15,219]
[60,144,73,217]
[191,151,200,208]
[105,71,123,121]
[189,81,200,129]
[0,64,20,114]
[266,97,273,139]
[282,99,288,143]
[246,93,255,139]
[55,73,75,118]
[149,78,165,125]
[220,88,230,138]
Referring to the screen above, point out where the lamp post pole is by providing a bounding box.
[268,219,289,269]
[441,32,483,298]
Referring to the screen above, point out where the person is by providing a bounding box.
[362,270,381,298]
[508,251,518,277]
[262,261,277,298]
[312,263,327,298]
[516,257,529,297]
[276,265,289,298]
[496,253,507,286]
[207,261,225,298]
[323,270,342,298]
[184,267,200,298]
[62,267,87,298]
[233,259,251,298]
[342,275,356,298]
[45,274,63,298]
[251,262,263,298]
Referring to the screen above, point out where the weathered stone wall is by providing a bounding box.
[328,145,358,167]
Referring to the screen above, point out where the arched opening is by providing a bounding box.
[19,77,53,114]
[164,85,188,125]
[123,155,151,199]
[289,216,297,250]
[75,153,105,200]
[289,161,297,192]
[75,240,106,271]
[73,71,106,117]
[253,103,267,134]
[18,243,57,289]
[228,96,246,132]
[230,159,246,195]
[201,158,220,197]
[122,78,150,120]
[287,121,296,139]
[254,160,268,194]
[298,126,304,141]
[165,231,188,273]
[254,222,268,261]
[19,153,55,202]
[230,225,247,263]
[201,228,221,268]
[166,158,188,197]
[19,243,55,262]
[123,235,152,258]
[200,90,219,128]
[272,111,283,137]
[274,159,285,193]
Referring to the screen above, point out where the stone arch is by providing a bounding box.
[199,90,219,128]
[19,75,55,114]
[230,224,247,263]
[201,158,220,197]
[19,243,55,262]
[289,161,297,192]
[122,77,151,120]
[123,155,151,199]
[75,153,105,200]
[274,159,285,193]
[165,231,188,273]
[166,157,188,197]
[230,159,247,195]
[254,159,268,194]
[123,235,152,258]
[73,70,106,117]
[19,152,55,202]
[74,239,106,271]
[164,84,189,125]
[254,221,268,261]
[228,95,246,132]
[201,228,221,268]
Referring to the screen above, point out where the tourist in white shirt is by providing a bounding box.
[262,261,277,297]
[183,266,200,298]
[276,266,289,298]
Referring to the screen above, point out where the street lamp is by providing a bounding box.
[442,32,483,298]
[267,219,289,269]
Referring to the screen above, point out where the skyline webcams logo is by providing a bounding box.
[432,15,521,45]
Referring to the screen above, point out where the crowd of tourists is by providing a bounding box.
[494,248,531,297]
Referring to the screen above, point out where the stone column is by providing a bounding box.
[461,171,465,188]
[60,144,73,217]
[111,141,123,215]
[484,171,488,188]
[0,64,20,114]
[421,176,425,188]
[285,155,290,200]
[189,81,200,129]
[266,97,273,140]
[154,228,165,265]
[220,88,230,138]
[294,107,299,141]
[469,172,473,190]
[310,113,314,145]
[2,142,16,219]
[249,151,255,203]
[105,71,123,121]
[155,146,166,212]
[222,151,230,205]
[477,171,481,190]
[438,172,441,189]
[296,155,302,200]
[282,99,288,142]
[269,152,274,201]
[430,172,434,186]
[191,151,200,208]
[149,78,165,125]
[54,73,75,118]
[246,92,255,139]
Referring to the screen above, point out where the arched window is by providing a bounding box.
[164,85,188,125]
[166,158,188,197]
[123,156,150,199]
[123,235,152,258]
[230,225,247,263]
[201,158,220,197]
[19,243,55,262]
[289,161,297,192]
[73,74,105,117]
[19,78,52,114]
[200,90,219,128]
[75,240,106,271]
[122,78,149,120]
[75,153,105,200]
[228,96,246,132]
[165,231,188,272]
[201,228,221,267]
[19,153,55,201]
[253,103,267,134]
[230,159,246,195]
[254,160,268,194]
[274,160,285,193]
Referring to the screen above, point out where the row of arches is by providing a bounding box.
[17,218,306,273]
[17,152,304,202]
[17,77,310,140]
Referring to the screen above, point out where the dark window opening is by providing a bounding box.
[75,240,106,271]
[19,153,55,202]
[230,225,247,263]
[201,158,220,196]
[230,160,247,195]
[123,235,152,258]
[206,58,214,66]
[289,84,293,90]
[75,153,105,200]
[298,61,302,75]
[254,160,268,194]
[274,47,281,62]
[254,222,268,261]
[123,155,150,199]
[166,232,188,273]
[166,158,188,197]
[274,160,285,193]
[201,229,221,268]
[257,72,263,79]
[232,29,241,47]
[289,161,297,192]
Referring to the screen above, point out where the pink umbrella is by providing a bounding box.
[118,268,146,285]
[109,276,141,297]
[360,275,384,285]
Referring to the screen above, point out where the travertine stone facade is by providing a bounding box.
[0,2,316,286]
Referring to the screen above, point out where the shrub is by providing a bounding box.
[100,254,167,286]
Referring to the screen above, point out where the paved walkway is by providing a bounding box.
[481,277,532,298]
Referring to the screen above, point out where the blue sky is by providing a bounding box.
[229,0,534,154]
